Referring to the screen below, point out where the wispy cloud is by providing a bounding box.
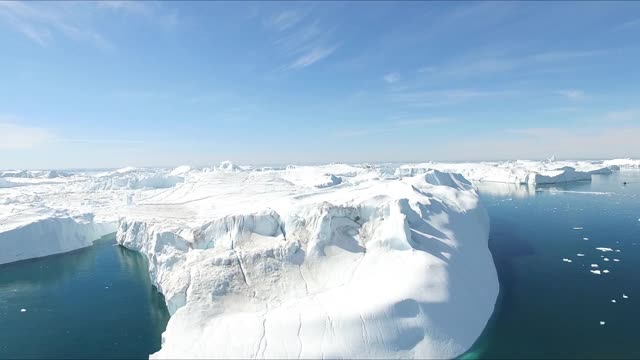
[266,10,305,32]
[603,109,640,122]
[383,73,400,84]
[0,1,177,49]
[390,89,514,107]
[555,89,587,100]
[0,1,112,49]
[0,122,53,149]
[289,46,336,69]
[263,7,338,70]
[335,117,453,137]
[419,49,607,80]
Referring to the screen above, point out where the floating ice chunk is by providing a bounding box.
[613,259,620,262]
[20,309,26,312]
[612,300,617,303]
[573,227,584,230]
[563,258,572,263]
[591,264,599,268]
[577,253,585,257]
[596,247,613,252]
[603,270,610,273]
[583,237,589,240]
[623,294,629,299]
[600,321,606,325]
[615,250,621,252]
[604,258,610,261]
[590,270,601,274]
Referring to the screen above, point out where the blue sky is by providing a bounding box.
[1,1,640,169]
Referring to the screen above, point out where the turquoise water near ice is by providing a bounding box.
[464,170,640,359]
[0,235,169,359]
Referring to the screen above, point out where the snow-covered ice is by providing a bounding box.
[590,270,601,275]
[623,294,629,299]
[563,258,572,263]
[395,160,597,185]
[0,163,498,359]
[596,247,614,252]
[603,158,640,169]
[600,321,606,325]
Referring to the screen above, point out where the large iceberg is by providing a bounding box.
[117,166,498,359]
[0,163,498,359]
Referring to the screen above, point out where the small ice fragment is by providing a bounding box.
[604,258,610,261]
[623,294,629,299]
[596,247,613,252]
[577,254,585,257]
[583,237,589,241]
[612,300,616,303]
[613,259,620,262]
[573,227,584,230]
[563,258,572,263]
[615,250,621,252]
[603,270,610,273]
[591,264,599,268]
[105,286,109,289]
[600,321,606,325]
[20,309,26,313]
[590,270,601,274]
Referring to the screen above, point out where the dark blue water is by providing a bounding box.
[0,235,169,359]
[464,170,640,359]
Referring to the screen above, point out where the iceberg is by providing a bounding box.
[116,167,498,359]
[395,160,594,185]
[0,163,498,359]
[603,158,640,169]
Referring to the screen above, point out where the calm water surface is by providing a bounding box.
[0,235,169,359]
[464,170,640,359]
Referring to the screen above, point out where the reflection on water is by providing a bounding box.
[0,234,169,359]
[463,170,640,359]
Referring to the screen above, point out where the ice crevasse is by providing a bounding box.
[116,168,499,359]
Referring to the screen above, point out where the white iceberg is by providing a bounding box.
[0,164,498,359]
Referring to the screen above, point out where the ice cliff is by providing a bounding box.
[115,166,498,359]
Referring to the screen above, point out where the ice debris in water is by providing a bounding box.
[600,321,606,325]
[596,247,613,252]
[603,270,610,273]
[583,237,589,240]
[613,259,620,262]
[590,270,601,275]
[563,258,572,263]
[623,294,629,299]
[20,309,26,313]
[612,300,617,303]
[591,264,599,268]
[604,258,610,261]
[573,227,584,230]
[577,253,585,257]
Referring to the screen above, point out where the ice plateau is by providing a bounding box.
[0,162,498,359]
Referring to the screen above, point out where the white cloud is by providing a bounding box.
[289,46,336,69]
[383,73,400,84]
[0,122,53,149]
[555,89,586,100]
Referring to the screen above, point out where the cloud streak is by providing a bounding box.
[0,122,53,149]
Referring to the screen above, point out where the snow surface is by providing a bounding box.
[1,163,498,359]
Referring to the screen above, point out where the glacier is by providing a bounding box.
[1,159,635,358]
